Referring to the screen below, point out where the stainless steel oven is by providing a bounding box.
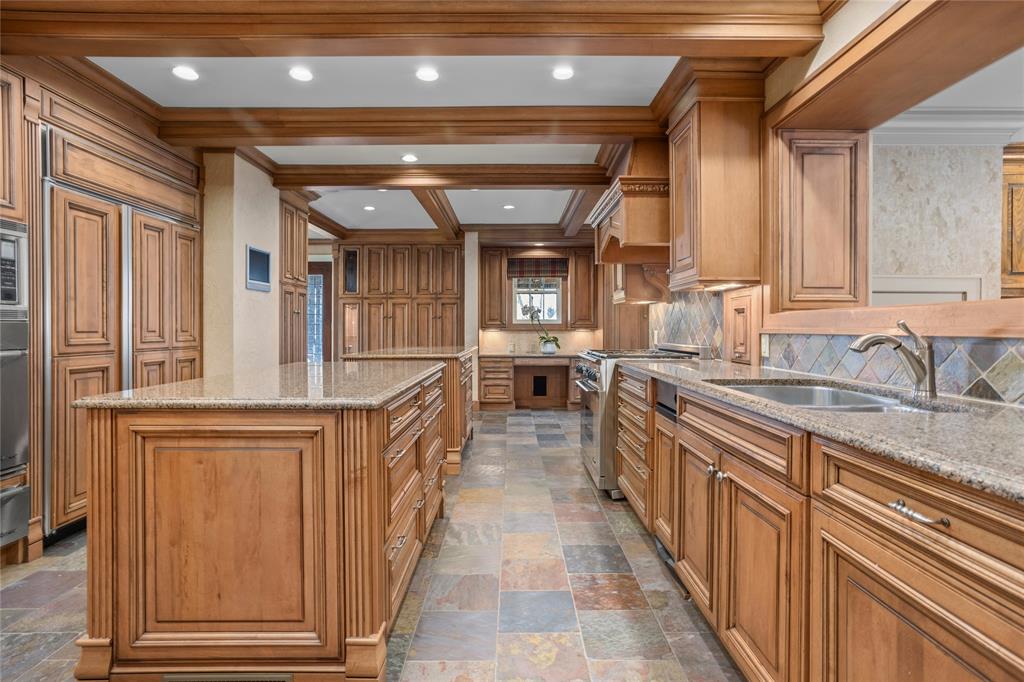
[575,370,601,488]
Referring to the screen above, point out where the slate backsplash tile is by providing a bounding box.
[765,333,1024,404]
[649,291,724,358]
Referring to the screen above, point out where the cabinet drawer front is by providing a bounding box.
[422,373,444,406]
[678,388,807,491]
[420,417,443,470]
[617,369,651,403]
[480,381,513,402]
[617,447,650,529]
[422,394,444,429]
[812,437,1024,576]
[481,366,513,381]
[616,421,649,466]
[617,397,650,433]
[387,496,424,621]
[385,426,421,534]
[386,386,423,442]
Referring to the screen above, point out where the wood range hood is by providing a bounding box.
[589,138,671,302]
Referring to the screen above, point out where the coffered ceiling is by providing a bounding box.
[259,144,602,166]
[311,189,435,230]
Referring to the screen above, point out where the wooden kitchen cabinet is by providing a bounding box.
[132,212,172,352]
[601,264,650,349]
[774,130,868,310]
[675,426,721,625]
[438,245,462,297]
[478,358,514,409]
[364,299,387,352]
[480,247,508,329]
[668,101,762,291]
[172,349,201,381]
[1,68,26,224]
[717,451,808,682]
[172,224,201,348]
[413,245,436,296]
[339,246,362,297]
[279,282,307,364]
[437,299,461,346]
[568,247,598,328]
[280,199,308,285]
[1001,143,1024,298]
[723,286,761,365]
[338,301,361,356]
[388,298,412,349]
[134,349,171,388]
[365,245,387,296]
[651,412,677,556]
[389,246,412,297]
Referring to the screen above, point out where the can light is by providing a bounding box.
[363,205,376,211]
[401,153,419,163]
[415,66,440,82]
[289,66,314,82]
[552,65,574,80]
[171,65,199,81]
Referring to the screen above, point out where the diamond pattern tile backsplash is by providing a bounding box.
[649,291,724,359]
[765,334,1024,404]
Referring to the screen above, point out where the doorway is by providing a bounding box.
[307,261,333,361]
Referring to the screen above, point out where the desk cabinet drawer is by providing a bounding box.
[481,381,512,402]
[385,386,422,443]
[678,388,807,491]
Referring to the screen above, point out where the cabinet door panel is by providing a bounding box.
[438,245,461,297]
[364,299,387,352]
[652,414,676,556]
[1,68,26,223]
[293,209,307,284]
[279,202,297,283]
[280,284,295,364]
[52,353,118,528]
[52,187,121,355]
[172,224,201,348]
[388,299,412,349]
[132,213,172,351]
[413,299,436,347]
[293,287,307,363]
[365,246,387,296]
[134,349,171,388]
[569,248,597,329]
[339,246,362,297]
[339,301,361,356]
[480,248,507,328]
[438,299,461,346]
[779,131,868,309]
[675,428,719,622]
[173,349,201,381]
[389,246,411,296]
[669,109,697,286]
[718,453,807,682]
[414,245,436,296]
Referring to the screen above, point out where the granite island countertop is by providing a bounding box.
[620,359,1024,504]
[73,360,446,410]
[343,345,477,360]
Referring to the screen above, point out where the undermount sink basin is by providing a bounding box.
[720,384,929,414]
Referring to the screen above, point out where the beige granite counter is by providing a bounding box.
[343,345,477,360]
[621,359,1024,504]
[74,360,446,410]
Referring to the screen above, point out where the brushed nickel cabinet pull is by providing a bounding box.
[414,498,425,510]
[706,464,716,476]
[715,471,728,483]
[887,499,951,528]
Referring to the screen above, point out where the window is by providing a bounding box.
[513,277,562,324]
[306,273,323,363]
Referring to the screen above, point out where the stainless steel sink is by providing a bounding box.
[720,384,929,413]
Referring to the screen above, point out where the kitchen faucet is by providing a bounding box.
[849,320,937,399]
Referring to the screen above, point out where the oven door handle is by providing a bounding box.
[575,379,599,394]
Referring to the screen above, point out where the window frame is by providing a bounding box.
[508,275,568,331]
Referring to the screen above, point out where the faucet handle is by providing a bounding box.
[896,320,930,350]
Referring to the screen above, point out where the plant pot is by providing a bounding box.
[540,341,558,355]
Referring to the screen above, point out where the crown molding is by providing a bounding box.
[872,107,1024,145]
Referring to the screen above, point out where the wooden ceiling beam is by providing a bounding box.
[412,188,461,240]
[158,106,664,146]
[559,188,605,237]
[273,163,610,190]
[0,2,824,57]
[463,224,594,246]
[308,208,351,240]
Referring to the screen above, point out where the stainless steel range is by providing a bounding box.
[575,343,707,497]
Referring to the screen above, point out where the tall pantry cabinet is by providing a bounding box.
[279,194,309,364]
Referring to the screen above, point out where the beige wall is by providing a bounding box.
[871,144,1003,300]
[202,152,281,375]
[478,329,599,355]
[464,232,480,400]
[766,0,900,109]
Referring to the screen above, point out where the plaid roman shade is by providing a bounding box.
[507,258,569,278]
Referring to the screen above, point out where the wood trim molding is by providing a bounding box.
[0,2,824,57]
[650,57,768,128]
[273,163,610,190]
[466,224,594,246]
[308,208,350,240]
[158,106,665,146]
[817,0,848,23]
[337,229,459,244]
[559,188,604,237]
[412,188,461,239]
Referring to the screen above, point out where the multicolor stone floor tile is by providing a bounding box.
[0,409,743,681]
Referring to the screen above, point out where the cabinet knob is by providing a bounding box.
[706,464,716,476]
[715,471,728,483]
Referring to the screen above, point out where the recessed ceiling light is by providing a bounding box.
[415,66,440,82]
[171,65,199,81]
[534,243,544,247]
[552,65,574,80]
[401,153,418,163]
[503,204,515,210]
[377,188,388,192]
[289,66,313,82]
[470,189,479,192]
[363,205,376,211]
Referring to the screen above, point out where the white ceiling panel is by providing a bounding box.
[917,48,1024,109]
[311,189,435,229]
[447,189,572,224]
[259,144,601,165]
[88,56,678,108]
[308,224,335,239]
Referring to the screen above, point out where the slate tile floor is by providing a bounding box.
[0,409,743,681]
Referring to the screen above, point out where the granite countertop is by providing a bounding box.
[480,352,579,358]
[73,360,446,410]
[620,359,1024,504]
[343,345,477,360]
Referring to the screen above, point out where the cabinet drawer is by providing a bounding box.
[422,394,444,430]
[387,495,424,621]
[386,385,423,443]
[618,369,652,403]
[617,446,651,529]
[678,388,807,491]
[480,380,513,402]
[460,355,473,380]
[480,359,513,380]
[617,420,650,467]
[385,425,421,534]
[421,425,445,475]
[422,372,444,408]
[617,397,650,433]
[420,457,444,541]
[812,437,1024,576]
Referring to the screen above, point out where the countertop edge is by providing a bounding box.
[73,361,447,411]
[342,346,478,360]
[619,360,1024,505]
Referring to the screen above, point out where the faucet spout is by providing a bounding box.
[849,321,936,400]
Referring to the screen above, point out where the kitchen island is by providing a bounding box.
[72,361,447,682]
[342,346,475,474]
